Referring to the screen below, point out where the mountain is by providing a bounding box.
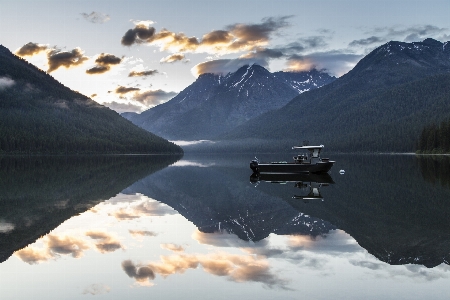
[123,64,335,140]
[0,45,182,154]
[219,38,450,153]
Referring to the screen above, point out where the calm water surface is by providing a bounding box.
[1,153,450,299]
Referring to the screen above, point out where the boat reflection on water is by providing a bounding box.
[250,172,334,202]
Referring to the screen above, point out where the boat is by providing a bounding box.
[250,144,335,174]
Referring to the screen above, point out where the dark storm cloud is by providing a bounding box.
[80,12,110,24]
[349,36,385,47]
[47,48,89,73]
[128,70,158,77]
[115,86,140,94]
[121,24,156,46]
[15,42,48,56]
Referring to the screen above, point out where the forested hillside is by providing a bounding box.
[417,118,450,153]
[0,45,182,154]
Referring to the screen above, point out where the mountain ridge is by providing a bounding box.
[123,64,335,140]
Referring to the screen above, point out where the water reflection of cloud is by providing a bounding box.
[121,253,290,289]
[287,230,361,254]
[86,231,124,253]
[82,284,111,295]
[110,200,177,220]
[129,230,158,238]
[46,234,90,258]
[350,259,450,281]
[193,229,268,248]
[15,230,124,264]
[161,243,185,252]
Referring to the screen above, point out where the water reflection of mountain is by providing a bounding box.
[123,156,336,242]
[0,155,181,263]
[124,154,450,268]
[286,155,450,268]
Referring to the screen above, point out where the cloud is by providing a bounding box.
[121,253,290,289]
[191,58,268,76]
[14,247,53,264]
[121,24,156,46]
[15,42,48,56]
[82,284,111,295]
[285,51,363,76]
[0,77,15,90]
[86,65,110,74]
[115,86,140,94]
[129,230,158,238]
[16,233,91,264]
[86,53,122,75]
[287,231,360,254]
[46,234,90,258]
[131,89,177,106]
[47,48,89,73]
[161,243,185,252]
[121,16,292,55]
[110,199,177,220]
[160,53,189,63]
[81,12,111,24]
[128,70,158,77]
[349,36,385,47]
[86,230,123,253]
[103,101,143,113]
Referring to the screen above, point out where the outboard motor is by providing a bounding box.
[250,160,259,173]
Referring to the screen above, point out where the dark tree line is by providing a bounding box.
[417,119,450,153]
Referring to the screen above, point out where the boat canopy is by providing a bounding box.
[292,145,324,158]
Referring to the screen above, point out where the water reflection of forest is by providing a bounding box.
[0,155,181,263]
[418,155,450,189]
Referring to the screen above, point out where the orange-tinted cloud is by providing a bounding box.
[47,48,89,73]
[15,42,48,56]
[121,252,289,289]
[86,230,123,253]
[115,86,140,94]
[14,247,53,264]
[128,70,158,77]
[160,53,188,63]
[131,89,177,107]
[121,16,291,55]
[46,234,90,258]
[191,58,268,76]
[86,53,122,75]
[110,200,177,220]
[161,243,185,252]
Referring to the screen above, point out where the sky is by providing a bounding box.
[1,0,449,113]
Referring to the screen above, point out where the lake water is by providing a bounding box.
[1,153,450,299]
